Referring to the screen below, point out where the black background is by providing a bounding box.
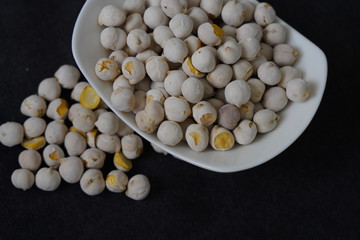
[1,0,359,239]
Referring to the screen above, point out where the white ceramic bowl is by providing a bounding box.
[72,0,327,173]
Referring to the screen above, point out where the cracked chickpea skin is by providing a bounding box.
[95,58,120,81]
[210,125,235,151]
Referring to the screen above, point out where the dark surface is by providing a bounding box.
[0,1,359,239]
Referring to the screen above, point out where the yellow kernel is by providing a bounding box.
[80,86,101,110]
[56,99,68,117]
[114,152,133,171]
[124,61,135,75]
[106,175,117,186]
[214,132,233,150]
[211,24,224,39]
[200,113,216,125]
[21,136,46,150]
[49,151,59,161]
[189,132,201,146]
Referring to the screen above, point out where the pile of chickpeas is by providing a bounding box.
[94,0,311,152]
[0,65,150,200]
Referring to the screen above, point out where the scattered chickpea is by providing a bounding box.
[44,120,68,145]
[38,77,61,101]
[96,134,121,153]
[80,169,106,196]
[42,144,64,168]
[64,131,87,156]
[35,167,61,191]
[18,149,42,172]
[55,64,80,89]
[106,170,128,193]
[59,156,84,184]
[113,151,133,172]
[121,133,144,159]
[23,117,46,139]
[46,98,69,120]
[72,108,96,132]
[95,111,120,135]
[233,119,257,145]
[11,169,34,191]
[80,148,106,169]
[20,94,47,118]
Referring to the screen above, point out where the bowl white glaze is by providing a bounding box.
[72,0,327,173]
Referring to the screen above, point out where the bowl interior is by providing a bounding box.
[72,0,327,173]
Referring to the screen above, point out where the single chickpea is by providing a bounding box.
[20,95,47,118]
[185,123,209,151]
[199,0,223,18]
[106,170,128,193]
[35,167,61,191]
[109,50,129,67]
[247,78,266,103]
[143,6,169,29]
[153,26,175,48]
[253,109,280,133]
[80,169,105,196]
[44,120,68,145]
[111,87,136,112]
[181,77,205,103]
[46,98,69,120]
[98,5,126,27]
[122,57,146,84]
[100,27,127,50]
[95,58,121,81]
[191,47,216,73]
[278,66,303,89]
[113,151,133,172]
[146,88,167,104]
[144,100,165,125]
[121,133,144,159]
[169,13,194,39]
[80,148,106,169]
[221,0,245,27]
[157,120,183,146]
[286,78,311,102]
[218,104,241,130]
[207,64,233,89]
[239,37,261,61]
[217,40,242,64]
[42,144,64,168]
[86,129,98,148]
[96,134,121,153]
[188,7,209,34]
[163,38,188,63]
[18,149,42,172]
[95,111,119,135]
[192,101,217,126]
[262,87,288,112]
[197,23,223,47]
[233,119,257,145]
[135,110,159,133]
[126,29,151,53]
[64,131,87,156]
[72,108,96,132]
[38,77,61,101]
[210,125,235,151]
[160,0,188,18]
[254,2,276,27]
[59,157,84,183]
[123,13,147,33]
[225,79,251,107]
[273,44,299,66]
[23,117,46,139]
[55,64,80,89]
[164,96,191,122]
[164,70,188,96]
[126,174,151,200]
[11,169,34,191]
[263,23,287,46]
[184,35,202,56]
[236,23,263,42]
[146,56,169,82]
[257,61,281,85]
[240,0,255,22]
